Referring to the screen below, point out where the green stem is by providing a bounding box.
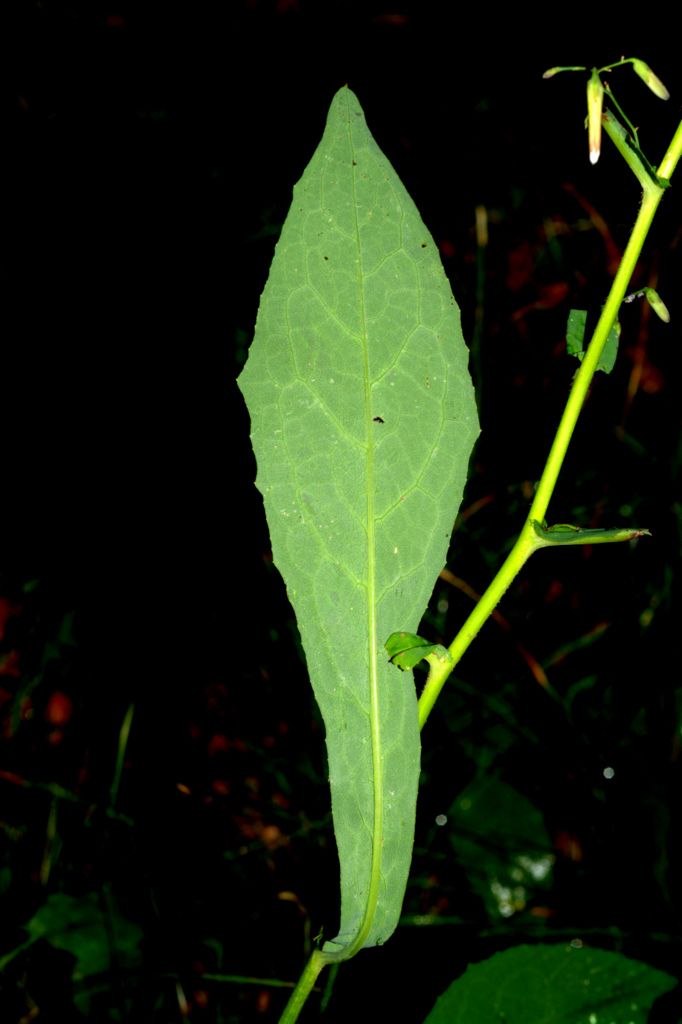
[657,115,682,179]
[419,529,540,728]
[419,115,682,730]
[529,198,659,523]
[278,949,328,1024]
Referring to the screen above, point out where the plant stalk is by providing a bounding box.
[278,949,328,1024]
[419,113,682,730]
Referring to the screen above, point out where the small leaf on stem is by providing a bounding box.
[531,520,651,548]
[565,308,619,374]
[385,632,449,671]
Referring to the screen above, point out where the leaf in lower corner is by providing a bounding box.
[424,944,676,1023]
[238,86,478,955]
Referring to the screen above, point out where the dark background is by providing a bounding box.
[3,2,682,1021]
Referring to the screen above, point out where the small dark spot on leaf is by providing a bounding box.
[373,416,384,424]
[323,255,329,260]
[352,159,357,166]
[420,242,427,248]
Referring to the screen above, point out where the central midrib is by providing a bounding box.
[344,91,384,958]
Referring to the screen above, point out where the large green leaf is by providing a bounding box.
[238,87,478,955]
[424,944,677,1023]
[449,778,554,919]
[24,892,142,980]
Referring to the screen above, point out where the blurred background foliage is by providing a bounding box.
[3,2,682,1021]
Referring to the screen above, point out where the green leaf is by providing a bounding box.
[238,87,478,956]
[565,309,587,359]
[24,893,142,980]
[531,519,650,548]
[385,631,449,671]
[566,308,619,373]
[449,778,553,919]
[424,943,676,1023]
[599,320,620,373]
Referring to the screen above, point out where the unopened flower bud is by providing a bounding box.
[644,287,670,322]
[587,69,604,165]
[632,59,670,100]
[543,65,586,79]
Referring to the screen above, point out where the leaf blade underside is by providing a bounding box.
[238,86,478,955]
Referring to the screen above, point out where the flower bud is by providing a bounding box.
[543,65,585,79]
[587,69,604,165]
[644,287,670,322]
[632,59,670,100]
